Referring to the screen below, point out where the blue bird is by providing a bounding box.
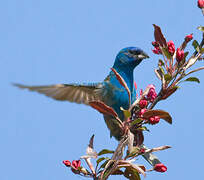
[14,47,149,140]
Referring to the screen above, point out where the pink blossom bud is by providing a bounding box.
[185,34,193,42]
[147,85,157,102]
[198,0,204,8]
[147,84,155,89]
[176,48,184,63]
[134,81,137,90]
[139,99,148,109]
[154,163,167,172]
[63,160,71,167]
[140,89,143,96]
[72,160,81,170]
[149,116,160,125]
[138,108,147,117]
[167,40,175,55]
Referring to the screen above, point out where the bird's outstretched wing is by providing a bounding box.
[13,83,103,105]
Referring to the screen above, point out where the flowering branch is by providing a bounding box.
[62,2,204,179]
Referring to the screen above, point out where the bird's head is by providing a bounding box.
[113,47,149,71]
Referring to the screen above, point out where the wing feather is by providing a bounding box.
[13,83,103,105]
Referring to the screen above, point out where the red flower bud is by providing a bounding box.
[149,116,160,125]
[63,160,71,167]
[167,40,175,55]
[139,148,146,154]
[185,34,193,42]
[176,48,184,63]
[139,99,148,109]
[198,0,204,8]
[154,163,167,172]
[152,46,162,55]
[72,160,81,170]
[152,41,159,47]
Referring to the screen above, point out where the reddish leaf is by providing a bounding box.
[118,161,146,177]
[143,110,172,124]
[138,166,146,172]
[89,101,118,118]
[162,86,178,99]
[154,69,163,80]
[146,145,171,153]
[186,66,204,76]
[111,169,124,175]
[133,131,144,146]
[86,135,97,158]
[89,134,94,149]
[153,24,167,48]
[111,68,131,106]
[98,149,114,156]
[134,81,137,90]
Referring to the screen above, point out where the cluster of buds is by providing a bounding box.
[133,84,160,125]
[63,159,81,170]
[63,159,89,175]
[152,41,161,54]
[62,135,169,180]
[152,34,193,64]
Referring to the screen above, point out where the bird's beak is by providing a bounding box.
[138,52,149,60]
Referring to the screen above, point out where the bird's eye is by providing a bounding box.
[129,50,141,55]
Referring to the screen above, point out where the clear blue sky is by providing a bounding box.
[2,0,204,180]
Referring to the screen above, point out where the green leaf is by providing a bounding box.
[137,126,149,132]
[120,107,131,118]
[127,147,140,158]
[192,40,200,52]
[198,26,204,32]
[200,48,204,54]
[124,167,141,180]
[164,74,172,81]
[159,66,165,75]
[162,47,172,59]
[98,159,110,170]
[131,118,143,126]
[158,59,165,66]
[184,77,200,83]
[98,149,114,156]
[184,51,189,59]
[96,157,108,165]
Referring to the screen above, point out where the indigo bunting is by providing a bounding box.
[14,47,149,140]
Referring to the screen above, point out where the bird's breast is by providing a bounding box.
[101,80,131,121]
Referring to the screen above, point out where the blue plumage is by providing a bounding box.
[14,47,149,140]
